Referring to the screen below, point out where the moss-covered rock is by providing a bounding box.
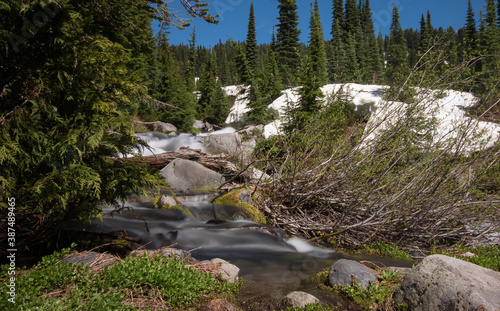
[212,188,268,224]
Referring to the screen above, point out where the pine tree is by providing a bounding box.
[332,0,344,38]
[464,0,477,54]
[344,0,359,35]
[484,0,499,56]
[262,50,283,102]
[197,52,230,125]
[329,21,348,83]
[235,43,252,85]
[246,2,258,75]
[360,0,381,83]
[345,32,360,81]
[155,33,197,131]
[186,27,197,92]
[246,81,268,125]
[497,0,500,26]
[386,4,409,86]
[308,0,328,86]
[276,0,302,86]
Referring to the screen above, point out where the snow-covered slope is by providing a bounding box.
[224,84,500,153]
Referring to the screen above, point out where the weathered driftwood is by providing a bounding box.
[119,147,239,175]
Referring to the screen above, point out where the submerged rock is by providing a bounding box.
[160,158,225,191]
[284,291,320,308]
[393,255,500,311]
[328,259,377,289]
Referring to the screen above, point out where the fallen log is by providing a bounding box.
[119,147,239,175]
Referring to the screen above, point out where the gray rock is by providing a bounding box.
[159,195,177,208]
[193,119,205,130]
[160,158,225,191]
[202,132,241,155]
[238,190,252,204]
[329,259,377,289]
[285,291,320,308]
[199,299,240,311]
[196,258,240,284]
[204,121,214,132]
[393,255,500,311]
[153,121,177,133]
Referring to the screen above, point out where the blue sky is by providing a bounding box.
[166,0,486,47]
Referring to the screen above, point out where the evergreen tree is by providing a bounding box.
[246,3,258,75]
[197,52,230,125]
[329,21,348,82]
[234,43,252,84]
[308,0,328,86]
[497,0,500,26]
[332,0,344,38]
[344,0,359,35]
[246,81,268,125]
[276,0,302,86]
[0,0,220,252]
[151,33,196,132]
[262,50,283,102]
[464,0,478,54]
[386,5,409,86]
[186,27,197,92]
[345,32,360,81]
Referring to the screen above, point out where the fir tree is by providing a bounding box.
[329,21,348,83]
[332,0,344,38]
[197,52,230,125]
[276,0,302,86]
[151,32,196,131]
[186,27,197,92]
[246,81,268,125]
[386,5,409,85]
[345,32,360,81]
[497,0,500,26]
[464,0,477,54]
[235,43,252,85]
[246,2,258,75]
[308,0,328,86]
[484,0,499,51]
[262,50,283,102]
[344,0,359,35]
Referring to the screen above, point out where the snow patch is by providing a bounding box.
[225,83,500,153]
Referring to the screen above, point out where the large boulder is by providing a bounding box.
[201,132,256,161]
[160,158,225,191]
[153,121,177,133]
[393,255,500,311]
[329,259,377,289]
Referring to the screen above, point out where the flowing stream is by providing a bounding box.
[80,130,413,303]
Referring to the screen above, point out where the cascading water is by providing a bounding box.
[118,127,238,157]
[84,130,412,300]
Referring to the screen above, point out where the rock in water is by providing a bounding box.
[328,259,377,289]
[160,158,225,191]
[393,255,500,311]
[284,291,320,308]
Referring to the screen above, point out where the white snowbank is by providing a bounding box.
[225,83,500,152]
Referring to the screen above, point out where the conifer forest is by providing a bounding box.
[1,0,500,270]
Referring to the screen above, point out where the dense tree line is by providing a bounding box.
[2,0,499,255]
[155,0,499,127]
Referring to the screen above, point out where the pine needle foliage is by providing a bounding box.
[0,0,171,252]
